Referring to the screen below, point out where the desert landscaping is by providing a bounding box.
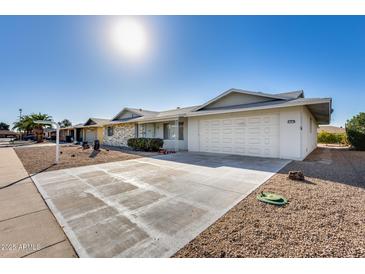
[14,145,157,175]
[174,147,365,257]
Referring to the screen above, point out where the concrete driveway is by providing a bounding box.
[32,152,290,257]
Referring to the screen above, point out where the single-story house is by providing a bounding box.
[0,129,19,139]
[59,126,76,142]
[59,118,109,143]
[103,88,332,160]
[44,128,56,140]
[79,118,109,143]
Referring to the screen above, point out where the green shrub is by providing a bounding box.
[346,112,365,150]
[127,138,164,152]
[317,131,348,145]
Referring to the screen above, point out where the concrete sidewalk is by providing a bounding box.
[0,147,76,258]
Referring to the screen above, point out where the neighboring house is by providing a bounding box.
[59,118,109,143]
[81,118,110,143]
[59,126,75,142]
[103,88,332,160]
[318,125,345,134]
[43,128,56,140]
[0,129,19,139]
[103,107,192,150]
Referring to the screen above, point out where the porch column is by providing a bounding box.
[175,119,179,152]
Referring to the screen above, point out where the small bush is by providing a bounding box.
[127,138,164,152]
[346,112,365,150]
[317,131,348,145]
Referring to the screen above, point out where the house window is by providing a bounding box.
[163,123,170,139]
[135,124,138,137]
[179,122,184,140]
[139,124,146,137]
[163,122,184,140]
[163,122,176,140]
[107,126,114,136]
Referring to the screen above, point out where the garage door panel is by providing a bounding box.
[248,117,260,124]
[199,114,279,158]
[248,147,261,155]
[85,129,97,143]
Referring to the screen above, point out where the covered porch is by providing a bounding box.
[137,117,188,151]
[59,127,75,142]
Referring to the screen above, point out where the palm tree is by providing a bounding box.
[13,113,52,142]
[30,113,52,142]
[13,115,34,134]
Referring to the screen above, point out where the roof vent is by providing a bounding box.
[139,108,142,111]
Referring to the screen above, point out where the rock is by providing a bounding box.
[288,170,305,181]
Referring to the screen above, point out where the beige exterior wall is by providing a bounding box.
[97,127,104,143]
[103,123,136,147]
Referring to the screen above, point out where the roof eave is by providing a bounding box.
[187,98,332,119]
[136,114,186,124]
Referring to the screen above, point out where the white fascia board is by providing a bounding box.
[136,116,182,124]
[187,98,332,117]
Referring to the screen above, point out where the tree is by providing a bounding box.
[30,113,52,142]
[346,112,365,150]
[0,122,10,130]
[13,113,52,142]
[13,115,34,134]
[58,119,72,128]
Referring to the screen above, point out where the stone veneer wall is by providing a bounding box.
[103,123,136,147]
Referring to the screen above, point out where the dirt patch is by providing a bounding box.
[174,147,365,258]
[15,145,155,174]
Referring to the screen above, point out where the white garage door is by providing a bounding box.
[85,129,97,143]
[199,114,280,157]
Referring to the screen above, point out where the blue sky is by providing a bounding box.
[0,16,364,127]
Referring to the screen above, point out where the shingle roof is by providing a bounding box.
[125,108,158,117]
[275,90,304,99]
[107,88,331,124]
[187,97,332,124]
[0,129,19,135]
[84,118,110,126]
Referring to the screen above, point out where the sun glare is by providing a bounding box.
[110,18,148,58]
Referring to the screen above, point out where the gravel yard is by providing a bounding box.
[14,145,156,174]
[174,147,365,258]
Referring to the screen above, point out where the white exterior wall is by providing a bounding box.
[278,108,302,160]
[188,106,316,160]
[300,106,318,159]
